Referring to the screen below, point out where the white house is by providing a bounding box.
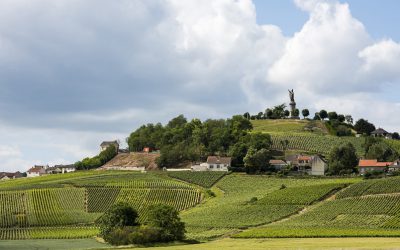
[205,156,231,171]
[26,166,46,177]
[191,163,209,171]
[47,165,76,174]
[310,155,328,176]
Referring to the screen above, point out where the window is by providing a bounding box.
[209,165,214,169]
[217,164,220,168]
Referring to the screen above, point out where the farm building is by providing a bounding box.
[100,140,119,152]
[358,159,392,174]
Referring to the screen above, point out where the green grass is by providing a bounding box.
[132,238,400,250]
[251,119,311,134]
[167,171,227,188]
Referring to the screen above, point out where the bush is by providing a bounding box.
[107,227,135,246]
[128,226,161,245]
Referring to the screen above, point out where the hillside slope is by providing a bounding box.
[100,152,160,170]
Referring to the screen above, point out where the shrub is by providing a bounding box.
[128,226,161,245]
[106,227,135,246]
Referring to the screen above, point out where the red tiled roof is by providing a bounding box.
[298,156,311,161]
[358,159,392,168]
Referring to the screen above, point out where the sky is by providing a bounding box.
[1,0,400,172]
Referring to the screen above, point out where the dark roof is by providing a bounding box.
[371,128,389,134]
[100,140,119,147]
[53,164,75,169]
[207,156,231,165]
[0,172,23,178]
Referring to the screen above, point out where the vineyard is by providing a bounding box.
[235,177,400,238]
[0,171,203,240]
[167,171,227,188]
[181,174,355,239]
[270,133,365,156]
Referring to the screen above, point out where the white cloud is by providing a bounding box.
[0,0,399,171]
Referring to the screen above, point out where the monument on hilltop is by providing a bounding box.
[288,89,299,119]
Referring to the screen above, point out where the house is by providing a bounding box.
[205,156,231,171]
[269,160,288,171]
[371,128,392,139]
[310,155,328,176]
[358,159,392,174]
[26,166,46,177]
[46,164,76,174]
[143,147,152,153]
[0,172,23,181]
[100,140,119,152]
[285,154,328,175]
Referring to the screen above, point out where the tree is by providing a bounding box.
[280,139,289,151]
[146,204,185,242]
[313,112,321,120]
[336,125,352,137]
[243,112,250,120]
[328,143,358,175]
[338,114,345,123]
[392,132,400,140]
[302,109,310,119]
[319,110,328,120]
[257,112,264,120]
[284,110,290,118]
[264,109,273,119]
[354,119,376,135]
[293,109,300,117]
[99,202,139,241]
[244,148,271,174]
[366,143,399,162]
[328,111,338,121]
[345,115,353,125]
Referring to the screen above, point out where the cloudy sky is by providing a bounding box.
[1,0,399,172]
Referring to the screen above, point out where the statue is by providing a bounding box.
[288,89,299,119]
[288,89,295,103]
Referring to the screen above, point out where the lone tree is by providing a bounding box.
[328,111,338,121]
[328,143,358,175]
[146,204,185,242]
[302,109,310,119]
[345,115,353,125]
[319,110,328,120]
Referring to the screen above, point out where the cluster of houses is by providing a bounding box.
[26,164,76,178]
[0,171,24,181]
[169,154,328,176]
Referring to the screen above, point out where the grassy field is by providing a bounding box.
[5,238,400,250]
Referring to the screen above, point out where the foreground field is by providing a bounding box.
[236,177,400,238]
[3,238,400,250]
